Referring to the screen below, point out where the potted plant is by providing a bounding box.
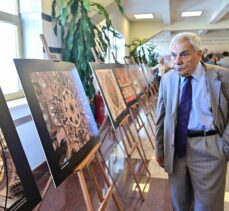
[126,38,158,67]
[52,0,123,101]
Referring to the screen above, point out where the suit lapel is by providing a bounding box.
[171,73,180,115]
[205,65,221,123]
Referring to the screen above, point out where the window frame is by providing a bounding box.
[0,1,24,101]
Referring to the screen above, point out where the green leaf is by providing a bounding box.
[114,0,124,14]
[60,7,68,26]
[54,21,58,36]
[60,0,68,8]
[61,25,65,43]
[51,0,56,18]
[51,0,124,100]
[63,17,77,61]
[101,27,111,46]
[70,0,79,16]
[83,0,90,11]
[91,3,112,27]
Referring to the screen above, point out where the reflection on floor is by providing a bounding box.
[34,109,229,211]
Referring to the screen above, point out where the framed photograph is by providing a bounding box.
[133,65,149,91]
[0,88,41,210]
[126,65,144,97]
[14,59,99,187]
[140,64,154,85]
[112,64,138,107]
[89,63,129,129]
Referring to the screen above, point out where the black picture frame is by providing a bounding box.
[89,63,129,129]
[0,88,41,210]
[14,59,99,187]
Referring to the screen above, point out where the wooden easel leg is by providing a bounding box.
[125,125,148,164]
[128,110,146,159]
[138,113,154,149]
[118,127,131,157]
[95,155,122,211]
[98,149,122,197]
[131,106,154,150]
[150,105,157,122]
[88,164,104,202]
[135,143,151,176]
[77,170,94,211]
[125,157,145,201]
[112,129,145,201]
[139,99,155,136]
[144,110,155,137]
[75,143,122,211]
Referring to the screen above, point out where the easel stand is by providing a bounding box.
[40,34,59,61]
[139,94,156,136]
[146,87,157,119]
[149,81,159,113]
[129,102,154,151]
[99,116,150,201]
[111,114,151,201]
[75,143,122,211]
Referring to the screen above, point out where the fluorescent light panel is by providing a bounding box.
[182,11,202,17]
[134,14,154,19]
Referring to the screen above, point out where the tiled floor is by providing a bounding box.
[34,107,229,211]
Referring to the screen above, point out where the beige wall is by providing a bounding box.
[130,21,229,56]
[95,2,131,56]
[129,21,163,42]
[41,1,229,58]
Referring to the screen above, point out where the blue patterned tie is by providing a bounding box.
[175,76,192,157]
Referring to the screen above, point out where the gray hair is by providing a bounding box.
[169,32,201,51]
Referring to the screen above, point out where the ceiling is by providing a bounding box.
[101,0,229,37]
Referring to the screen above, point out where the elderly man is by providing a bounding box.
[155,32,229,210]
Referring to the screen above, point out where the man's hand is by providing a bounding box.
[156,156,164,168]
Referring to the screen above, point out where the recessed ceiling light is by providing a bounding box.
[134,14,154,19]
[181,11,202,17]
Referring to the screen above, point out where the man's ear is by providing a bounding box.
[197,50,202,59]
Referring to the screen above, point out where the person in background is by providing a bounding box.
[152,57,167,82]
[206,53,217,65]
[201,48,208,62]
[218,51,229,69]
[155,32,229,210]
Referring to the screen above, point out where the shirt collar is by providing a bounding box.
[180,62,203,84]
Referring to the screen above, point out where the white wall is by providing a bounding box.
[200,30,229,53]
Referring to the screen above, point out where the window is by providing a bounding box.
[104,29,125,64]
[0,0,23,100]
[0,0,18,15]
